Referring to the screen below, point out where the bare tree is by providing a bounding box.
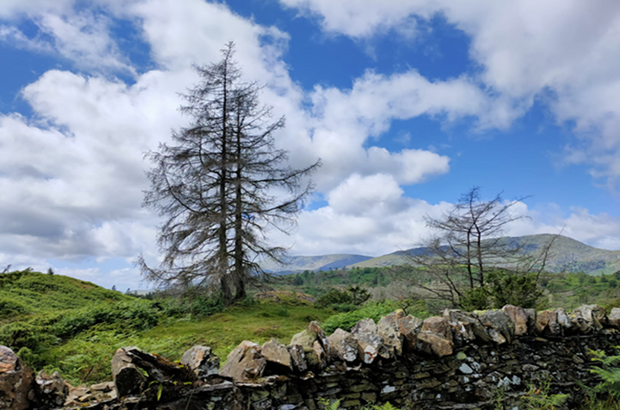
[394,187,557,309]
[138,43,319,305]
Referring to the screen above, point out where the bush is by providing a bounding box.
[322,300,400,334]
[0,297,29,317]
[317,286,371,310]
[51,300,160,338]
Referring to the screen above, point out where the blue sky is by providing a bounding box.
[1,0,620,290]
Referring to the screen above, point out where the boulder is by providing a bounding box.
[261,339,292,370]
[327,328,358,363]
[415,333,453,357]
[35,371,68,407]
[351,318,385,364]
[502,305,530,336]
[609,308,620,328]
[0,346,34,410]
[397,315,423,351]
[180,346,220,379]
[220,341,266,381]
[478,310,514,344]
[377,311,405,357]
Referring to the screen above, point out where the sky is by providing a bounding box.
[2,0,620,290]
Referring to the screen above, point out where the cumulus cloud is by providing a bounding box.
[279,0,620,186]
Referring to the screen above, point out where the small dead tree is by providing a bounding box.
[394,187,557,309]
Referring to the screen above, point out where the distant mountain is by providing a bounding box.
[260,254,373,274]
[348,234,620,275]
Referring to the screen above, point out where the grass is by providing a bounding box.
[0,271,335,384]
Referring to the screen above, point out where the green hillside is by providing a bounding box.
[0,270,333,384]
[0,269,135,324]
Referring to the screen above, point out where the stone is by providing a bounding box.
[421,316,453,342]
[111,347,148,397]
[502,305,529,336]
[351,318,385,364]
[478,310,514,344]
[609,308,620,327]
[415,332,453,357]
[221,341,267,381]
[537,309,570,336]
[309,321,331,358]
[287,344,307,373]
[180,345,220,379]
[397,315,423,350]
[35,371,68,407]
[312,340,328,369]
[0,346,34,410]
[443,309,491,343]
[377,311,405,357]
[572,305,607,331]
[327,328,358,363]
[262,339,293,370]
[291,329,317,350]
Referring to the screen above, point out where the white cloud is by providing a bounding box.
[279,0,620,186]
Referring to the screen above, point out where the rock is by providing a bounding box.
[397,315,423,351]
[415,333,453,357]
[443,310,490,343]
[112,346,195,398]
[111,347,148,397]
[90,381,114,392]
[262,339,292,370]
[351,318,385,363]
[312,340,328,369]
[287,345,307,373]
[421,316,453,342]
[180,346,220,379]
[327,328,358,363]
[478,310,514,344]
[537,309,570,336]
[0,346,34,410]
[221,341,267,381]
[290,329,316,350]
[502,305,529,336]
[377,311,405,357]
[572,305,607,331]
[609,308,620,327]
[35,371,68,407]
[309,321,331,358]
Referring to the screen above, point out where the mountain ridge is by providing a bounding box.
[267,234,620,276]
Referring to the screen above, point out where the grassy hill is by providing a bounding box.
[0,270,333,384]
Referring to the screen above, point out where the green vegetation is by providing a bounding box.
[0,270,333,384]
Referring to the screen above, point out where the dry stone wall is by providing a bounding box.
[2,304,620,409]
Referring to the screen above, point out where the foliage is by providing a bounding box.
[521,376,568,409]
[316,285,371,312]
[139,42,319,305]
[320,299,430,334]
[589,348,620,399]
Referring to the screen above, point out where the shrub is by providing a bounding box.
[322,300,400,334]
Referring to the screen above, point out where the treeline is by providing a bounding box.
[275,266,392,295]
